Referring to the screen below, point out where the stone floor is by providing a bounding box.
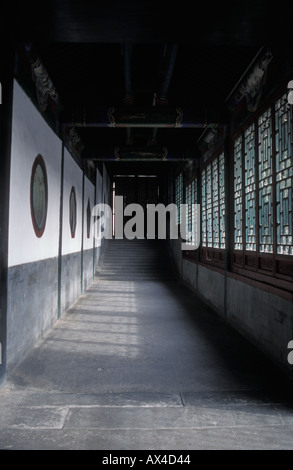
[0,240,293,450]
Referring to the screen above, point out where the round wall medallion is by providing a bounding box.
[69,186,77,238]
[87,198,91,238]
[30,155,48,238]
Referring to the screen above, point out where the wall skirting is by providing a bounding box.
[169,238,293,380]
[7,257,59,372]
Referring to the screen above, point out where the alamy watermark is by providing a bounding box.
[92,196,200,251]
[288,340,293,365]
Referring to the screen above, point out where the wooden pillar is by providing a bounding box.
[224,119,232,320]
[0,44,15,385]
[81,170,85,292]
[57,143,65,319]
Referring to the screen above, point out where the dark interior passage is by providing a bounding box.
[0,239,293,450]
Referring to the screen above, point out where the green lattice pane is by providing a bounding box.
[185,178,197,246]
[258,108,273,253]
[206,164,212,247]
[175,173,183,225]
[275,94,293,255]
[234,136,243,250]
[244,123,256,251]
[201,168,206,247]
[212,158,219,248]
[219,152,226,249]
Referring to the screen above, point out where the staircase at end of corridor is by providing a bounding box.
[96,239,177,281]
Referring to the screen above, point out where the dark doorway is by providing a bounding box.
[113,175,159,238]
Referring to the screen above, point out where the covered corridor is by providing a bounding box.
[0,239,292,450]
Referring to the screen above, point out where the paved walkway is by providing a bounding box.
[0,240,293,450]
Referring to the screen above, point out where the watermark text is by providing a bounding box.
[92,196,200,251]
[288,340,293,365]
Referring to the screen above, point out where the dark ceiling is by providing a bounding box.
[12,1,291,46]
[35,42,260,163]
[6,1,293,177]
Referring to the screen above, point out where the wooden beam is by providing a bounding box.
[63,106,221,129]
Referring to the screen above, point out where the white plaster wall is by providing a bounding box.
[8,80,62,267]
[83,176,95,250]
[62,148,83,256]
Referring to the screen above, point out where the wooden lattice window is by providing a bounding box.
[201,168,207,247]
[233,136,243,250]
[185,178,197,246]
[258,107,273,254]
[275,94,293,255]
[219,152,226,249]
[175,173,183,224]
[201,152,225,250]
[244,123,256,251]
[231,90,293,285]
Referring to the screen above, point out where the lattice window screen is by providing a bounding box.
[234,135,243,250]
[219,152,226,249]
[185,178,197,246]
[244,123,256,251]
[201,168,207,247]
[175,173,183,224]
[275,94,293,255]
[258,108,273,253]
[212,158,219,248]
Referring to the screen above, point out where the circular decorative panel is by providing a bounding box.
[69,186,77,238]
[30,155,48,238]
[87,198,91,238]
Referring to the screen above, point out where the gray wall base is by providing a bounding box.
[169,239,293,380]
[7,257,58,372]
[7,248,102,374]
